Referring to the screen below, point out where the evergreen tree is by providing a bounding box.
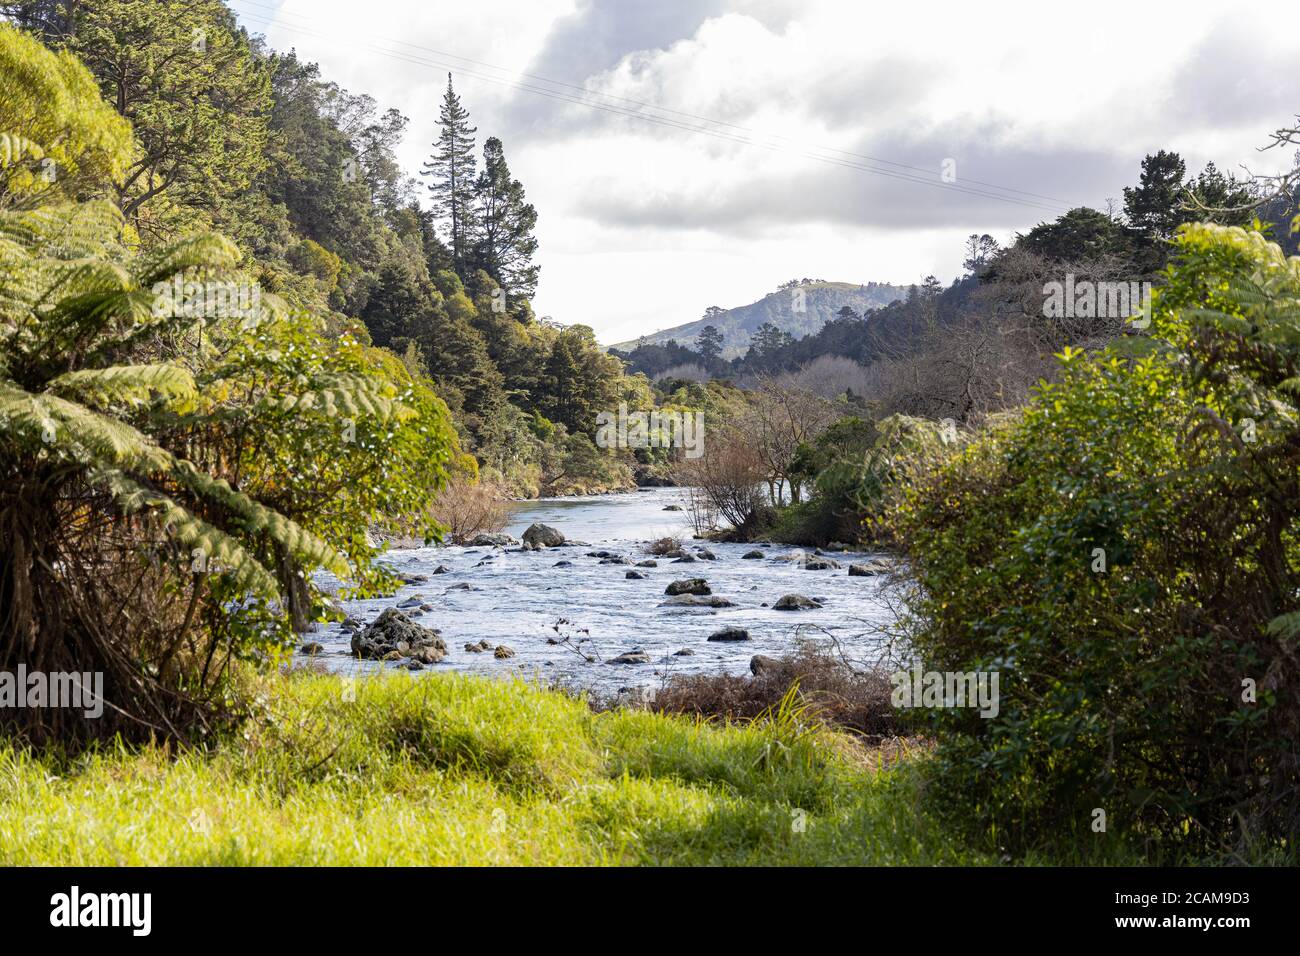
[696,324,724,364]
[421,74,477,273]
[472,136,539,299]
[1124,150,1187,241]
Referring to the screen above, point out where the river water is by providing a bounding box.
[306,487,898,694]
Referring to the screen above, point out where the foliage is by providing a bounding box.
[889,224,1300,856]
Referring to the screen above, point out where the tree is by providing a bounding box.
[962,233,999,277]
[59,0,272,230]
[696,324,724,364]
[421,73,477,273]
[0,22,132,208]
[471,136,539,299]
[1017,207,1133,264]
[1124,150,1187,242]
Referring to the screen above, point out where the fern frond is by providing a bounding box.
[89,469,283,598]
[49,363,197,406]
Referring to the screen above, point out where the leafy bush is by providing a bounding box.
[890,224,1300,858]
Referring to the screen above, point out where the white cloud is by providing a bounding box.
[232,0,1300,343]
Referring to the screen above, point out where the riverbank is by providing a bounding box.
[0,669,1144,866]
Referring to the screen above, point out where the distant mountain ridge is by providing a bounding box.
[611,280,909,358]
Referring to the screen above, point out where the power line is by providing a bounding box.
[229,1,1074,215]
[233,0,1073,208]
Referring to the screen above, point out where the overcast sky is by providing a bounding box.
[230,0,1300,344]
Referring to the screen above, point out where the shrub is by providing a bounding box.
[890,224,1300,857]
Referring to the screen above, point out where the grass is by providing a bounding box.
[0,669,1134,866]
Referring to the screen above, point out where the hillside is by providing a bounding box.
[612,280,908,358]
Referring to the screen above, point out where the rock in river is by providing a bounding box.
[707,626,750,642]
[468,532,515,547]
[626,570,647,579]
[742,550,764,559]
[660,594,735,608]
[352,608,446,662]
[773,594,823,611]
[608,650,652,664]
[522,523,565,549]
[494,644,516,659]
[665,578,710,596]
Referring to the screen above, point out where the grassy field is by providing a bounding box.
[0,670,1132,866]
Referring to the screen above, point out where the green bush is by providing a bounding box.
[890,224,1300,858]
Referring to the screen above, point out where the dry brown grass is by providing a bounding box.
[640,643,903,741]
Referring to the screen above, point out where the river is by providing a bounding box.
[307,487,898,694]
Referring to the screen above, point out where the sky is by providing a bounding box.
[228,0,1300,344]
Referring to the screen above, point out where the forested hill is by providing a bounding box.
[611,280,907,357]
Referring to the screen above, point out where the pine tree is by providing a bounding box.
[421,74,478,273]
[696,325,724,364]
[472,136,539,299]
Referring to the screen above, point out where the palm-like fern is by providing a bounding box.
[0,198,350,600]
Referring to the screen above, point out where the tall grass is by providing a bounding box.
[0,670,1141,866]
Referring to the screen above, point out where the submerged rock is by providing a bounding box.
[300,641,324,655]
[608,650,652,664]
[665,578,710,596]
[673,648,695,656]
[660,594,736,608]
[626,570,648,579]
[468,532,515,547]
[803,558,840,571]
[773,594,823,611]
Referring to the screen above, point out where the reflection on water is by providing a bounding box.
[309,487,896,693]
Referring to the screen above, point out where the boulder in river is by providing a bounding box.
[803,558,841,571]
[608,650,652,664]
[554,560,574,567]
[695,548,717,560]
[662,504,683,511]
[522,523,565,549]
[464,639,493,653]
[300,641,324,655]
[352,608,446,661]
[670,554,697,563]
[707,626,750,642]
[493,645,516,659]
[432,565,450,574]
[660,594,736,608]
[665,578,711,596]
[468,532,515,547]
[750,654,780,675]
[848,559,893,577]
[742,550,764,559]
[636,559,658,568]
[773,594,823,611]
[600,557,632,565]
[626,570,647,579]
[673,648,695,656]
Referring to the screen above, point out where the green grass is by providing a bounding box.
[0,670,1124,865]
